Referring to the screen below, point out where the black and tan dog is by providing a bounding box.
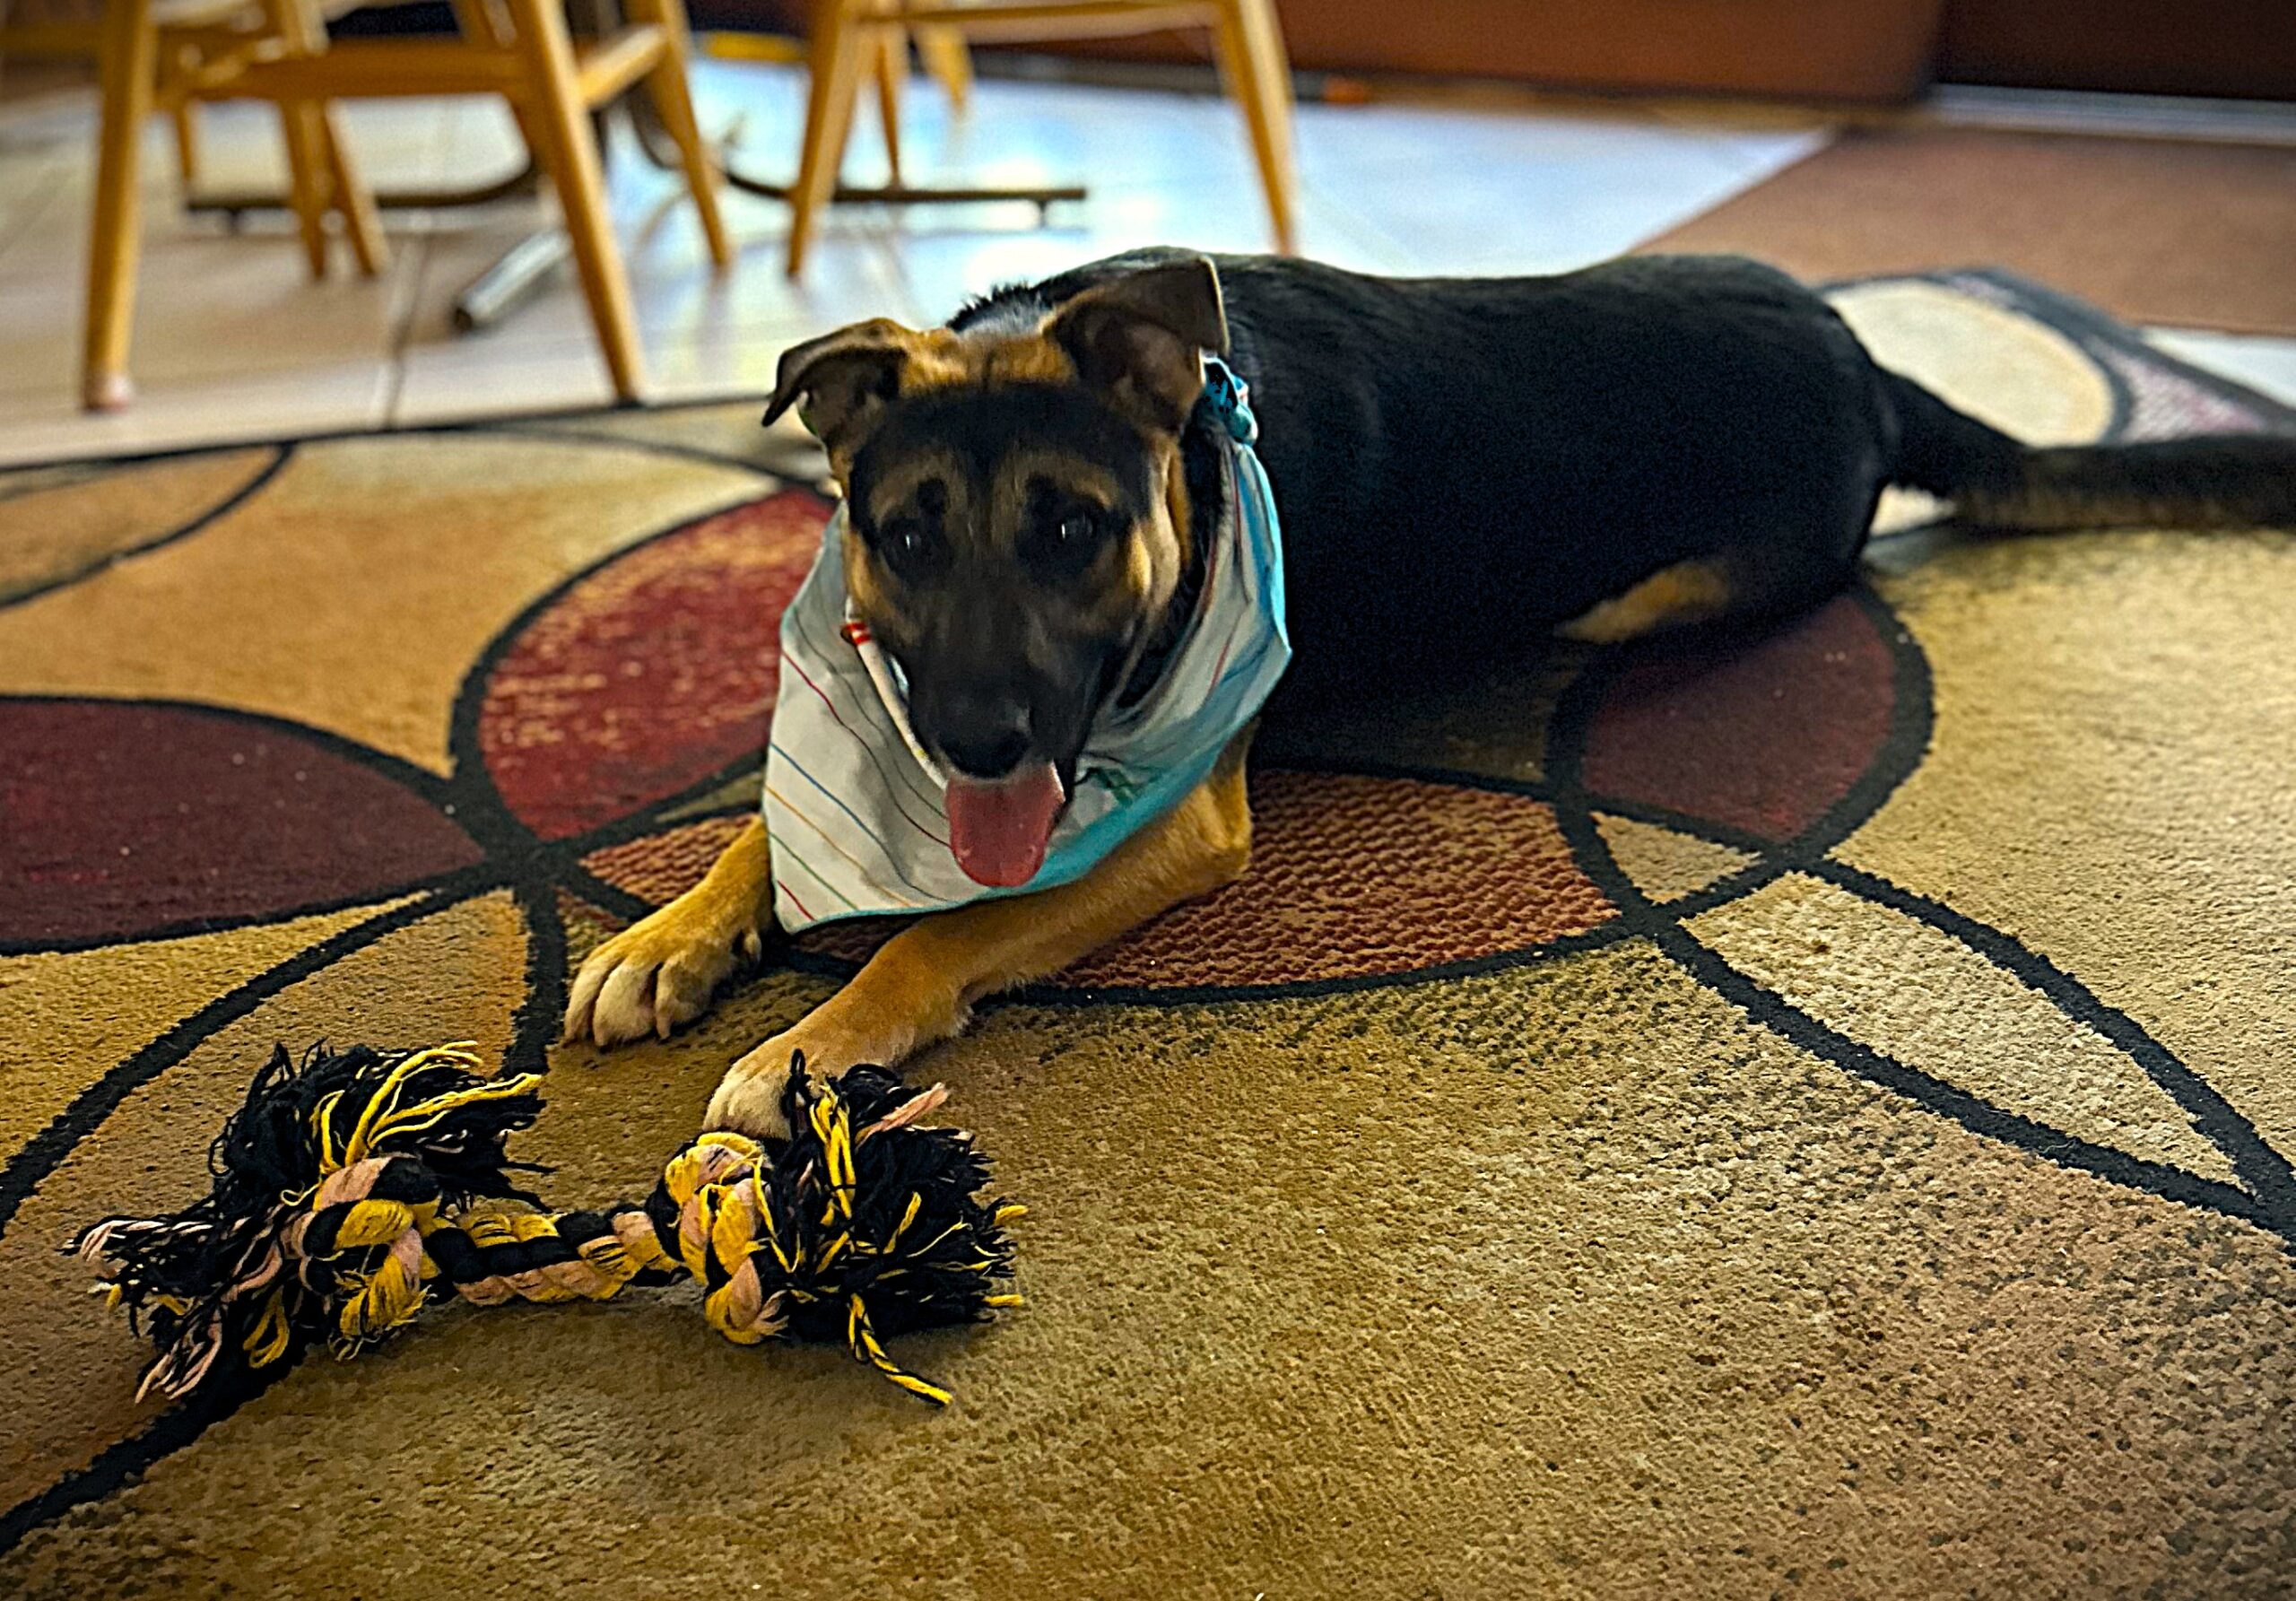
[562,249,2295,1134]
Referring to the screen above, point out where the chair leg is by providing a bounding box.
[265,0,343,278]
[786,0,869,278]
[1210,0,1297,255]
[916,25,969,115]
[622,0,733,271]
[321,106,388,276]
[450,0,550,178]
[168,54,202,187]
[874,26,903,188]
[170,102,199,188]
[276,101,335,277]
[83,0,159,412]
[503,0,644,400]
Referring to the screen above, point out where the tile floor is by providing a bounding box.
[0,59,2290,466]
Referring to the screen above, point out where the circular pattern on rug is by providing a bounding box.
[0,698,480,948]
[1578,594,1900,843]
[475,489,828,840]
[796,770,1618,991]
[9,274,2296,1585]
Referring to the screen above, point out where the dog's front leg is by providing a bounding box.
[707,735,1254,1136]
[563,817,775,1046]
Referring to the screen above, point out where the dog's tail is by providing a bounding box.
[1880,369,2296,532]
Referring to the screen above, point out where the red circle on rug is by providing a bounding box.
[1579,594,1898,843]
[476,489,829,840]
[583,814,751,906]
[792,770,1614,991]
[0,699,483,946]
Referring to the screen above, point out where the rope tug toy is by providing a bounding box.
[73,1043,1022,1407]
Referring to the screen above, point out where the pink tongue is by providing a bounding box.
[944,762,1065,887]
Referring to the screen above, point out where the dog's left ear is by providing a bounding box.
[1043,257,1229,433]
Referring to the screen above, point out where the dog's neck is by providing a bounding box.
[1113,407,1226,709]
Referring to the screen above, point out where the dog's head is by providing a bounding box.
[763,256,1229,888]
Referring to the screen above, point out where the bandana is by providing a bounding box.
[761,360,1289,933]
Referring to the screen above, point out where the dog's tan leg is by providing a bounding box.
[1555,558,1734,644]
[564,818,775,1046]
[706,734,1255,1136]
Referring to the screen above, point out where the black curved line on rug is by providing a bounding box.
[0,719,778,1225]
[10,566,2280,1244]
[0,460,834,1230]
[0,443,293,616]
[0,538,1879,1553]
[1541,586,2293,1248]
[0,754,772,1555]
[7,294,2291,1553]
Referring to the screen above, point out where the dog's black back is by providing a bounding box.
[960,249,2294,706]
[964,252,1892,692]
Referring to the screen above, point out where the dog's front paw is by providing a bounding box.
[563,894,768,1048]
[705,1014,892,1137]
[705,1035,808,1138]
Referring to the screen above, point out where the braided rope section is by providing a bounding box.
[74,1043,1022,1407]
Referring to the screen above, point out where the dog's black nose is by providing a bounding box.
[939,717,1031,780]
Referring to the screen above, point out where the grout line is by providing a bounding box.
[379,230,430,430]
[0,152,74,272]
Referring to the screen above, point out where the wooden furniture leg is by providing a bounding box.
[264,0,344,278]
[622,0,733,270]
[1210,0,1296,253]
[916,24,969,112]
[450,0,549,178]
[503,0,644,398]
[169,47,202,186]
[321,105,388,275]
[785,0,869,277]
[874,24,902,187]
[279,100,335,276]
[83,0,158,411]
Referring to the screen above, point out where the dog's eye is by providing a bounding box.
[875,515,942,576]
[1026,505,1109,575]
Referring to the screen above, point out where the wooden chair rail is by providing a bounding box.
[874,2,1215,40]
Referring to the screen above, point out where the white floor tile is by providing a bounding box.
[1303,102,1826,274]
[0,223,424,399]
[388,333,615,426]
[0,356,389,466]
[394,190,915,352]
[2144,329,2296,411]
[390,302,881,424]
[882,184,1406,323]
[848,78,1262,196]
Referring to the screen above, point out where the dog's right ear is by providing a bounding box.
[762,319,918,463]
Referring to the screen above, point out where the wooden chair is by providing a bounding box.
[4,0,207,189]
[60,0,729,410]
[3,0,384,291]
[782,0,1297,276]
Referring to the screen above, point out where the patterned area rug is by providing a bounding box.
[3,274,2293,1600]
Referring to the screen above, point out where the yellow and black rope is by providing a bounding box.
[74,1043,1022,1407]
